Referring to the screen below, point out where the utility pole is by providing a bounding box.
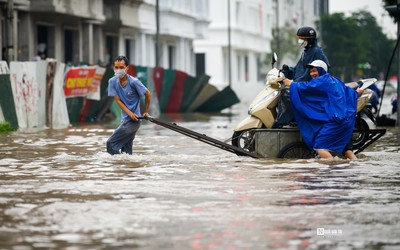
[385,1,400,127]
[397,0,400,126]
[275,0,280,65]
[7,0,14,62]
[227,0,231,87]
[155,0,160,67]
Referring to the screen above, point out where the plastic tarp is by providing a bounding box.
[196,85,240,112]
[135,65,147,87]
[66,97,84,124]
[52,62,70,129]
[0,74,18,129]
[180,74,210,112]
[10,62,40,129]
[90,67,114,122]
[145,67,160,117]
[0,61,9,74]
[127,65,136,81]
[36,61,48,128]
[45,61,56,127]
[165,70,188,113]
[158,69,176,112]
[153,67,164,101]
[187,83,219,112]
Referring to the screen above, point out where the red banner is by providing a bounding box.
[64,67,97,97]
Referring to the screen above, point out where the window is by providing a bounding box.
[125,39,135,64]
[196,53,205,77]
[245,55,249,82]
[168,45,175,69]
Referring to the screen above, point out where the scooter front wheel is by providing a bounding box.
[232,130,256,155]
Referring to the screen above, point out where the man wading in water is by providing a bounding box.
[106,56,151,155]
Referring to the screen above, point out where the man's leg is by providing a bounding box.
[315,149,333,159]
[120,121,141,155]
[107,121,140,155]
[343,140,357,160]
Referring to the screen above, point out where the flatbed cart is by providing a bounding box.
[144,116,261,158]
[250,128,386,159]
[144,117,386,159]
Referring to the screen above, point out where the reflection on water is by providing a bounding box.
[0,107,399,249]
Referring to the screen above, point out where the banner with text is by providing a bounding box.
[64,66,105,100]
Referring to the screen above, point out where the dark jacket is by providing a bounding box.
[292,40,330,82]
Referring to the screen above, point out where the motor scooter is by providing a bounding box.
[231,53,377,154]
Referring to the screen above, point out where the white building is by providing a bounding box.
[193,0,328,102]
[194,0,273,101]
[0,0,209,76]
[0,0,327,103]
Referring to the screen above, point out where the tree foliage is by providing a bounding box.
[265,27,298,67]
[317,10,395,81]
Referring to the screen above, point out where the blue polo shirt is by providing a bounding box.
[108,75,148,122]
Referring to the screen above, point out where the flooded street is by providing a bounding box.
[1,105,400,249]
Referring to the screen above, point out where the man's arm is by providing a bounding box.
[143,90,151,117]
[114,95,139,121]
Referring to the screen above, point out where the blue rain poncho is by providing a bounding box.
[289,73,358,153]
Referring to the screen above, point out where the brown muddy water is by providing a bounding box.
[0,106,399,250]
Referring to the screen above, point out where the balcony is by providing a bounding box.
[30,0,105,21]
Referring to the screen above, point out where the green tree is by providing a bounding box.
[317,10,395,81]
[265,27,298,67]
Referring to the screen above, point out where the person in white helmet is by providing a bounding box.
[283,60,363,159]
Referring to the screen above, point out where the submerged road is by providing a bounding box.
[0,109,399,249]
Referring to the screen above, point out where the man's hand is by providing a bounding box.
[129,112,139,121]
[282,79,293,87]
[269,76,285,87]
[143,113,150,118]
[356,88,364,97]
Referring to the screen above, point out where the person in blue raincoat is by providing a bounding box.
[273,26,330,128]
[282,60,364,159]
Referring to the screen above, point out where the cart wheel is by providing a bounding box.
[277,141,313,159]
[232,130,255,155]
[352,118,369,150]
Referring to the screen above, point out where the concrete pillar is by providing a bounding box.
[82,22,94,64]
[78,19,83,63]
[140,33,147,65]
[11,9,18,61]
[98,27,104,64]
[54,22,62,61]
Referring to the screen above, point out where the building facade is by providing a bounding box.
[194,0,273,91]
[0,0,328,102]
[193,0,328,101]
[0,0,209,75]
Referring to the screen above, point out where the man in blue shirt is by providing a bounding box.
[106,56,151,155]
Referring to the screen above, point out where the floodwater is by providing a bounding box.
[0,105,399,250]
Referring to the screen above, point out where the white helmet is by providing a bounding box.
[306,60,328,72]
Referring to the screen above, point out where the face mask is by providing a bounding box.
[114,69,126,78]
[298,38,307,48]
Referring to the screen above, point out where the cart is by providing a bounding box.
[253,128,386,159]
[144,116,386,159]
